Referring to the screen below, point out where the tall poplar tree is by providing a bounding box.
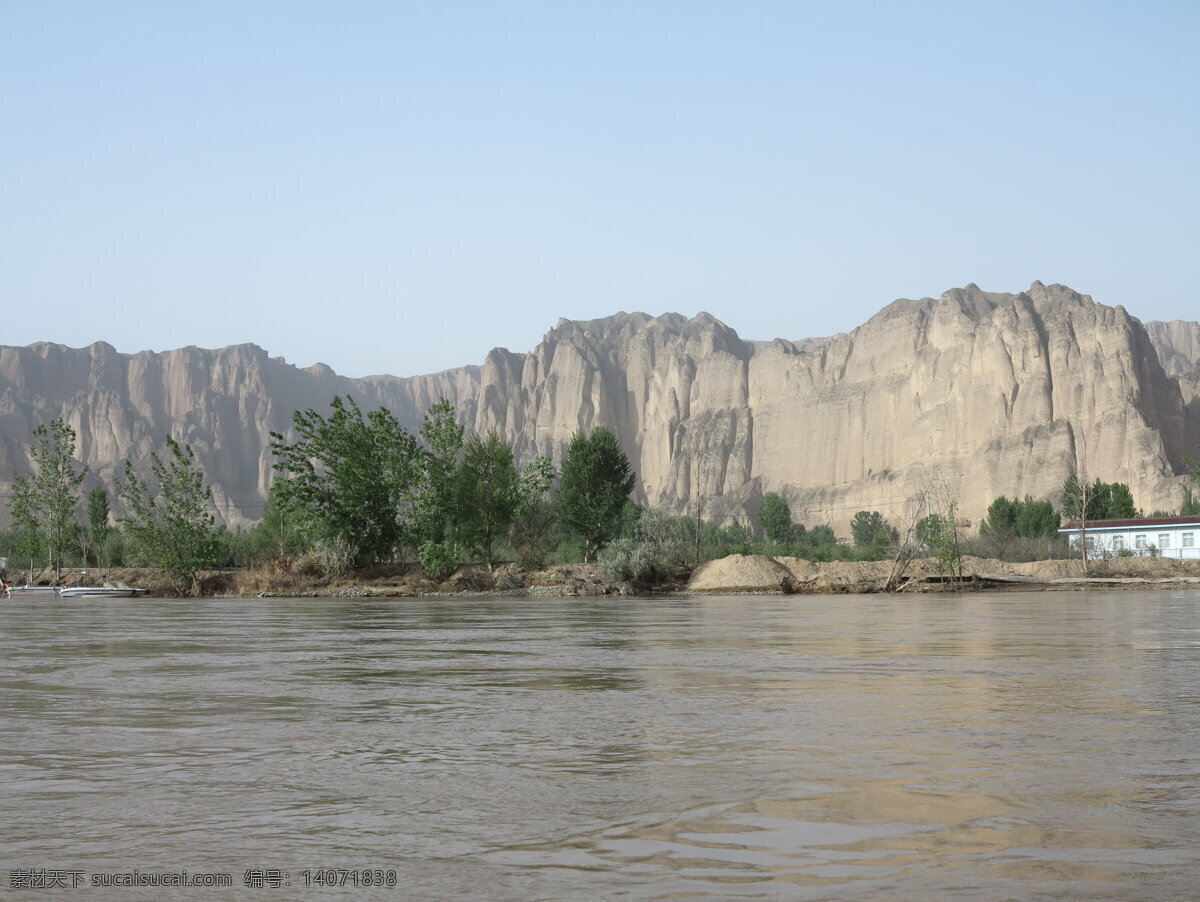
[9,419,88,579]
[457,431,554,570]
[118,437,218,596]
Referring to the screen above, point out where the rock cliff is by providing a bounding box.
[1145,320,1200,376]
[2,282,1197,533]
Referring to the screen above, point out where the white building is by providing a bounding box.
[1058,515,1200,559]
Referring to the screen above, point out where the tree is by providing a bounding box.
[414,400,467,579]
[976,495,1060,560]
[232,481,304,567]
[85,485,111,566]
[1015,497,1059,538]
[758,492,795,547]
[924,507,965,586]
[804,525,836,550]
[1106,482,1136,519]
[1064,474,1136,522]
[557,426,637,562]
[118,436,219,596]
[458,431,554,570]
[8,419,88,579]
[1065,473,1091,519]
[850,510,896,550]
[510,498,556,569]
[979,496,1019,536]
[915,515,939,547]
[259,480,304,561]
[270,396,422,568]
[1062,469,1094,574]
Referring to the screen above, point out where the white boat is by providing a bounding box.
[55,584,149,599]
[5,585,60,598]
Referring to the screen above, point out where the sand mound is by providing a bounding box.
[688,554,797,593]
[690,555,896,593]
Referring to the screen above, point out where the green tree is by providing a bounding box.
[1106,482,1136,519]
[85,485,111,566]
[758,492,795,547]
[924,505,965,586]
[805,525,836,549]
[1064,475,1136,521]
[510,498,556,569]
[270,396,422,568]
[8,419,88,579]
[915,514,939,547]
[118,437,219,596]
[978,494,1060,549]
[850,510,896,550]
[257,481,304,561]
[458,431,554,570]
[980,496,1019,536]
[231,481,305,568]
[414,400,466,579]
[557,426,637,562]
[1015,497,1059,538]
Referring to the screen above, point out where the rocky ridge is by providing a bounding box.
[1,282,1197,534]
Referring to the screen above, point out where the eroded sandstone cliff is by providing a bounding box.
[2,282,1196,534]
[1145,320,1200,376]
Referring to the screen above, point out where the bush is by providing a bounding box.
[966,533,1069,563]
[314,535,356,577]
[598,509,688,585]
[418,540,462,582]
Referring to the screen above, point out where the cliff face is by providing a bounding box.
[1,282,1196,533]
[1145,320,1200,376]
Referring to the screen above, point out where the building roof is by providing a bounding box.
[1059,515,1200,531]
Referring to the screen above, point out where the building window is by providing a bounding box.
[1160,533,1171,549]
[1113,535,1125,551]
[1185,533,1195,549]
[1135,534,1147,549]
[1085,536,1096,551]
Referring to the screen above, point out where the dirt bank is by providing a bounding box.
[10,554,1200,599]
[4,562,626,599]
[686,554,1200,594]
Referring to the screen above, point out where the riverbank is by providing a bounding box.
[10,553,1200,598]
[687,553,1200,594]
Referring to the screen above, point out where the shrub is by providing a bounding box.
[314,535,356,577]
[598,509,688,585]
[418,540,462,582]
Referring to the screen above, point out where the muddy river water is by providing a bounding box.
[2,590,1198,899]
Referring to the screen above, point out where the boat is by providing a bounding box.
[4,585,60,598]
[55,584,149,599]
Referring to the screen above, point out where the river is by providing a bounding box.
[2,590,1198,899]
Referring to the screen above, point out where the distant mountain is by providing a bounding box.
[2,282,1197,534]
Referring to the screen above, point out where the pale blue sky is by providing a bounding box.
[2,1,1196,377]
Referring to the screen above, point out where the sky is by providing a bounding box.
[2,1,1197,378]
